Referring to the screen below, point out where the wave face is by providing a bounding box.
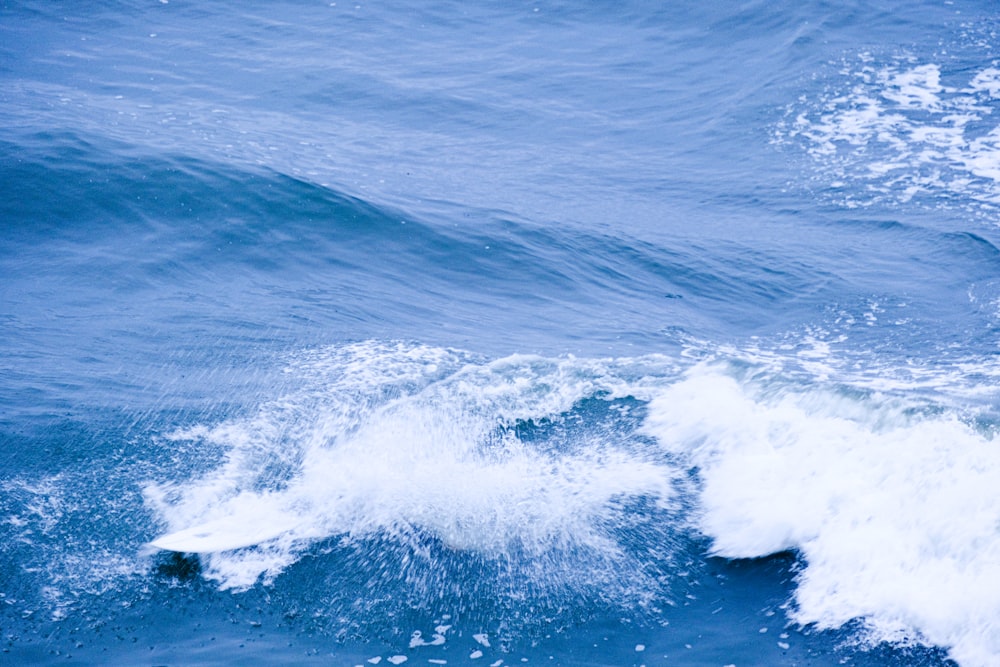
[3,1,1000,665]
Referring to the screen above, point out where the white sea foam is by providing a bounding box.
[143,340,1000,665]
[775,57,1000,210]
[687,323,1000,404]
[144,342,680,590]
[643,365,1000,667]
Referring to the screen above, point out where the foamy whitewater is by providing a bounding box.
[144,344,682,591]
[646,363,1000,667]
[3,1,1000,665]
[133,341,1000,666]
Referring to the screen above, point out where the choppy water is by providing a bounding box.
[3,1,1000,665]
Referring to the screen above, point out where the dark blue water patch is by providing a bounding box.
[722,208,1000,357]
[0,402,237,483]
[0,133,405,248]
[0,418,121,474]
[502,395,650,453]
[0,550,956,666]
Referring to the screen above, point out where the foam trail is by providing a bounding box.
[643,365,1000,667]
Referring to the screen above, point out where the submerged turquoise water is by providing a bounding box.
[2,1,1000,665]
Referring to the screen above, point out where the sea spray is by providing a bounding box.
[144,343,684,605]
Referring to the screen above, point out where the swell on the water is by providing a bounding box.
[1,130,874,378]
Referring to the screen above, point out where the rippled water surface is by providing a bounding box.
[2,1,999,665]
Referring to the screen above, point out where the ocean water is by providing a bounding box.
[2,0,1000,665]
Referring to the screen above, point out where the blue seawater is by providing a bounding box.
[3,1,1000,665]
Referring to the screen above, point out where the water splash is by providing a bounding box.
[143,342,684,601]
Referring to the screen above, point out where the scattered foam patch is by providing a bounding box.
[0,474,147,601]
[774,55,1000,211]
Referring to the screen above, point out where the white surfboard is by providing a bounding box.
[150,501,308,553]
[150,518,295,553]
